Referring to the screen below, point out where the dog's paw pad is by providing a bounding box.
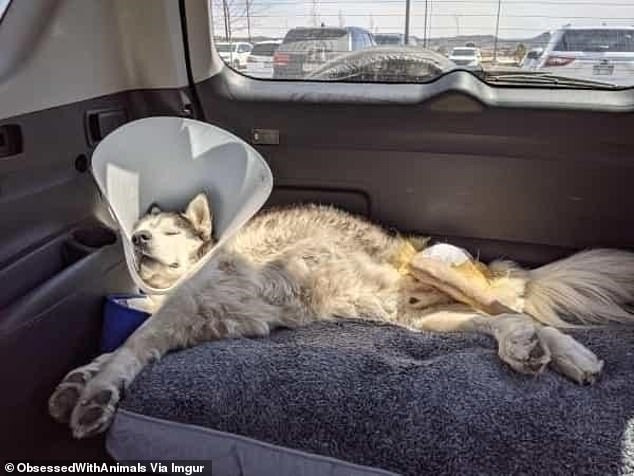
[91,389,114,405]
[70,386,120,439]
[48,384,83,423]
[48,367,103,424]
[64,371,92,384]
[77,405,108,428]
[501,336,551,375]
[495,317,551,375]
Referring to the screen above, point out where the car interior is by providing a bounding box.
[1,0,633,474]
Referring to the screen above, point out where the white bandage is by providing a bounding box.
[421,243,473,266]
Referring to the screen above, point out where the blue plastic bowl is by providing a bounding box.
[101,294,151,353]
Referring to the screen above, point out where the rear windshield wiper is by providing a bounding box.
[482,71,619,89]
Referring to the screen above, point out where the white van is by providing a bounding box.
[215,41,253,70]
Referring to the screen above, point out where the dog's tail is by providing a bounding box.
[523,249,634,327]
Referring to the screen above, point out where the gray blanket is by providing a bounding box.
[120,320,634,476]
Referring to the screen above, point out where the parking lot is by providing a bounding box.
[210,0,634,87]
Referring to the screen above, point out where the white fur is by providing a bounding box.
[526,249,634,326]
[48,195,632,439]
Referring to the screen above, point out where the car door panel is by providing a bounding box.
[194,75,633,266]
[0,87,192,457]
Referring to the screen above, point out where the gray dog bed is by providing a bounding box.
[107,320,634,476]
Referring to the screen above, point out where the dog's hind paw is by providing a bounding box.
[537,327,604,385]
[492,315,552,376]
[70,381,121,439]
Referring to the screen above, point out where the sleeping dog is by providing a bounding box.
[50,193,634,438]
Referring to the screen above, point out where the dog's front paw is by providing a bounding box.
[49,355,111,424]
[69,381,121,439]
[494,315,552,375]
[49,378,86,424]
[537,327,604,385]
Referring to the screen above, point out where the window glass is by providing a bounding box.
[215,43,233,53]
[351,30,364,50]
[452,48,477,56]
[0,0,10,21]
[556,29,634,52]
[284,27,348,42]
[251,42,279,56]
[375,34,404,46]
[209,0,634,88]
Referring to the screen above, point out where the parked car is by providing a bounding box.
[448,46,482,71]
[216,41,253,70]
[246,40,282,78]
[532,25,634,85]
[273,26,376,79]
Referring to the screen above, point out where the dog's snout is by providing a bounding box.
[132,231,152,246]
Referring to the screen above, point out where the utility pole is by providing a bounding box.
[428,0,433,46]
[493,0,501,64]
[222,0,230,41]
[310,0,319,27]
[404,0,411,45]
[423,0,428,47]
[246,0,252,42]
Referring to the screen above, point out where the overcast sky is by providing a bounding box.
[213,0,634,40]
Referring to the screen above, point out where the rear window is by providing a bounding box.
[251,43,279,56]
[375,35,403,45]
[283,28,348,43]
[452,48,477,56]
[209,0,634,88]
[555,29,634,53]
[526,49,542,59]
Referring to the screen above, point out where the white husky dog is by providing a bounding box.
[50,193,634,438]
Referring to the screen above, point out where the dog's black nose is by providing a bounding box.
[132,231,152,246]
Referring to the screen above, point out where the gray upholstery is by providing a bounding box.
[108,410,399,476]
[111,320,634,476]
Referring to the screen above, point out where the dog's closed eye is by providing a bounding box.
[164,231,181,236]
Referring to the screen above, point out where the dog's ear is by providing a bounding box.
[148,204,162,216]
[184,193,212,241]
